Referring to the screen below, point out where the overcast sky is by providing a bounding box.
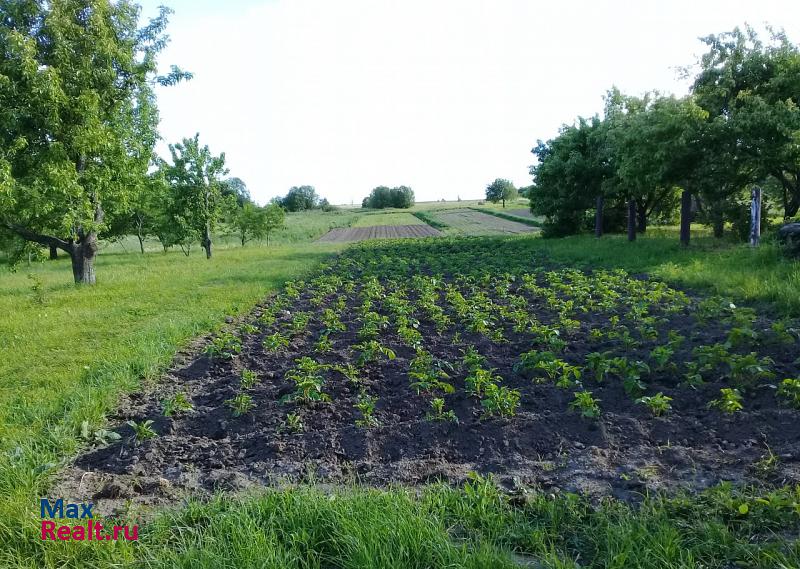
[137,0,800,205]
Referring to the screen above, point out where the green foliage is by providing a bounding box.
[569,390,601,419]
[205,332,242,360]
[362,186,415,209]
[79,420,121,446]
[276,186,322,212]
[240,369,260,390]
[279,413,303,434]
[162,392,194,417]
[355,340,396,367]
[263,332,290,353]
[283,357,331,405]
[484,178,517,207]
[709,388,745,414]
[354,393,380,428]
[426,398,458,423]
[126,419,157,442]
[225,393,255,417]
[777,379,800,409]
[480,383,520,418]
[636,393,673,416]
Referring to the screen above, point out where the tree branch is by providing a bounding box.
[1,220,73,253]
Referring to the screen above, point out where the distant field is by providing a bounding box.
[352,211,425,227]
[433,208,539,236]
[317,224,441,242]
[507,208,535,219]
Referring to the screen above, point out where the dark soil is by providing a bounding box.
[57,272,800,515]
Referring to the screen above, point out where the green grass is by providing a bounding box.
[0,243,342,562]
[352,211,425,227]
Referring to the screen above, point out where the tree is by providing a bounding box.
[362,186,415,209]
[221,177,251,207]
[279,186,320,212]
[231,202,285,246]
[0,0,189,283]
[161,134,228,259]
[485,179,517,208]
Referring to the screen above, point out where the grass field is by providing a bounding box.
[1,206,799,568]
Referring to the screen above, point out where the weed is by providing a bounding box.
[777,378,800,409]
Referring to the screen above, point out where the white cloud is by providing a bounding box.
[138,0,800,204]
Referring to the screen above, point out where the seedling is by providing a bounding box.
[649,345,675,372]
[205,332,242,360]
[354,393,380,428]
[727,353,774,390]
[314,333,334,354]
[636,393,673,416]
[569,391,601,419]
[240,369,259,390]
[585,352,613,383]
[709,388,744,414]
[263,332,290,353]
[427,398,458,423]
[283,357,331,404]
[462,346,487,371]
[80,420,121,446]
[240,323,258,335]
[127,419,157,442]
[226,393,255,417]
[279,413,304,433]
[355,340,396,367]
[465,367,499,398]
[777,379,800,409]
[409,350,454,394]
[610,357,650,397]
[480,384,520,418]
[334,363,363,386]
[162,392,194,416]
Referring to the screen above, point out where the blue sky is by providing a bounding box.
[137,0,800,205]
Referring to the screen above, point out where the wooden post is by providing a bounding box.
[750,186,762,247]
[627,199,636,242]
[594,195,604,238]
[680,189,692,247]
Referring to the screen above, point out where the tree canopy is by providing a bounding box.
[362,186,415,209]
[485,179,518,208]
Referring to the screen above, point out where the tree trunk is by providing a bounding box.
[241,232,246,247]
[49,244,58,260]
[712,210,724,238]
[680,189,692,246]
[501,198,505,208]
[636,206,647,234]
[627,200,636,242]
[70,235,98,285]
[137,233,145,254]
[594,196,604,238]
[202,223,212,259]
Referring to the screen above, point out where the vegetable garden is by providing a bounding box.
[64,237,800,512]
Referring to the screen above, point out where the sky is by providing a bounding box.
[137,0,800,205]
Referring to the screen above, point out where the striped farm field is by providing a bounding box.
[433,208,540,236]
[316,223,441,242]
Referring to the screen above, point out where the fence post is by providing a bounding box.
[750,186,762,247]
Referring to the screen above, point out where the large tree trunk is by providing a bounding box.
[680,190,692,246]
[711,209,724,238]
[49,244,58,260]
[594,196,604,238]
[70,234,98,285]
[627,200,637,242]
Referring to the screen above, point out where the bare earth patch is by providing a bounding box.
[317,224,441,242]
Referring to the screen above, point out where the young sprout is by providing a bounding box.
[708,388,744,414]
[127,419,157,442]
[240,369,259,390]
[279,413,304,434]
[569,391,601,419]
[636,392,673,417]
[226,393,255,417]
[162,392,194,417]
[777,378,800,409]
[426,398,458,423]
[354,393,380,428]
[263,332,290,353]
[205,332,242,360]
[480,384,520,418]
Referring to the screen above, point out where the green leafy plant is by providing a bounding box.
[610,357,650,397]
[777,379,800,409]
[226,393,255,417]
[354,340,396,367]
[354,393,380,428]
[283,357,331,405]
[649,345,675,372]
[585,352,613,383]
[426,398,458,423]
[279,412,304,434]
[465,367,500,398]
[727,353,775,390]
[127,419,157,442]
[334,363,363,386]
[263,332,290,353]
[240,369,259,390]
[80,420,121,446]
[636,392,673,416]
[162,392,194,416]
[480,383,520,418]
[240,323,258,335]
[205,332,242,360]
[569,391,601,419]
[314,332,334,354]
[709,388,744,414]
[409,350,454,394]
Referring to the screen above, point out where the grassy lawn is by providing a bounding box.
[0,243,342,564]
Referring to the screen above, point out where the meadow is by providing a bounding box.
[1,205,799,568]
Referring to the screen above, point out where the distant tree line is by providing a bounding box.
[271,185,334,212]
[530,26,800,244]
[362,186,415,209]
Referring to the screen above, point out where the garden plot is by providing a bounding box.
[61,239,800,512]
[317,224,441,242]
[435,209,538,235]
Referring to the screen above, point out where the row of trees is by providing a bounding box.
[530,26,800,243]
[271,185,333,212]
[362,186,415,209]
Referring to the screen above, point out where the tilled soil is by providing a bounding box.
[316,224,441,242]
[58,274,800,514]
